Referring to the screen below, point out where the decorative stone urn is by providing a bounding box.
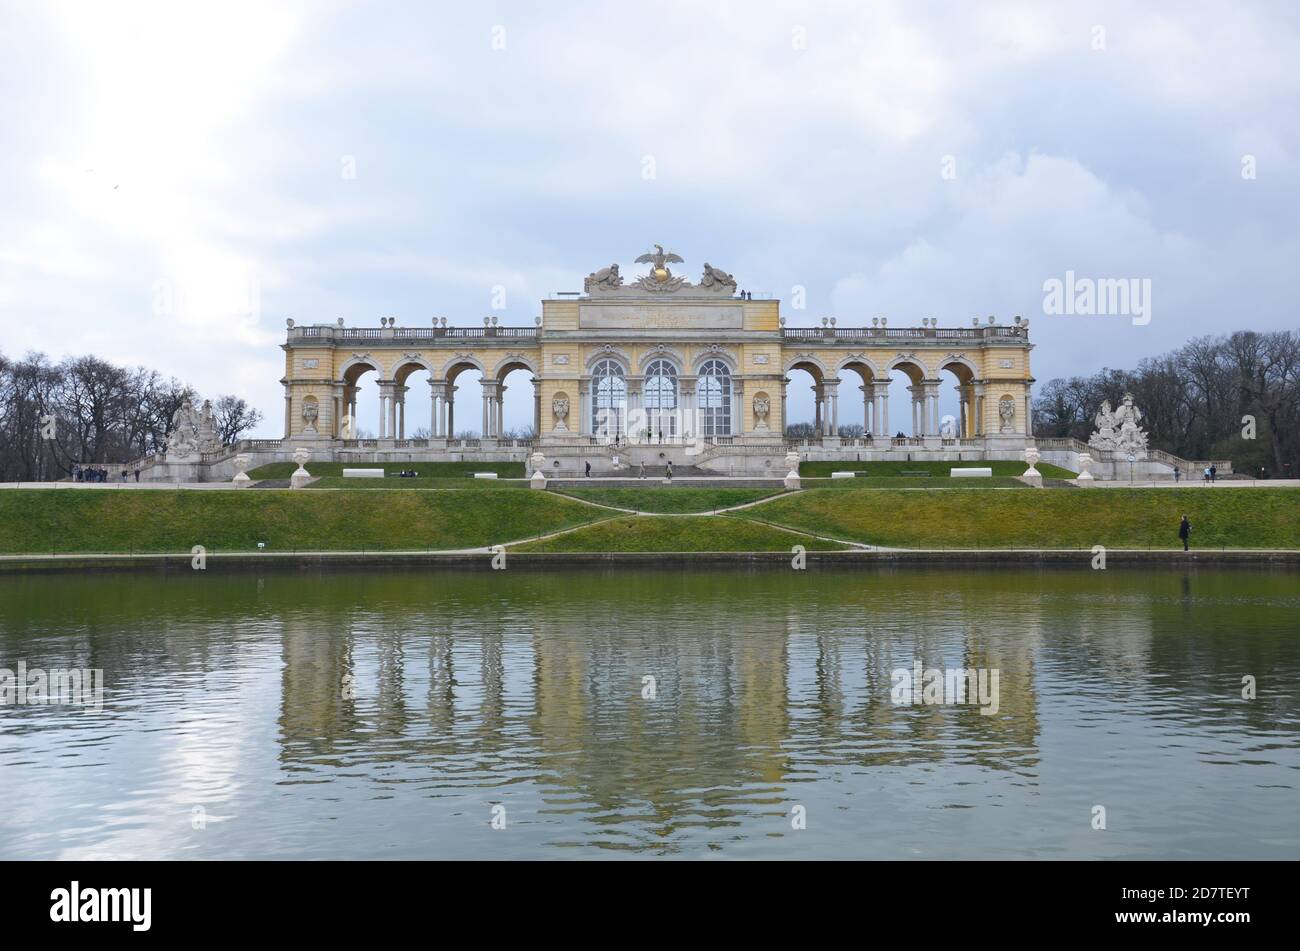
[1021,446,1043,487]
[529,451,547,490]
[1076,452,1095,483]
[231,453,252,488]
[784,450,801,491]
[290,448,312,489]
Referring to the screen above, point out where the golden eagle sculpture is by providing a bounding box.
[634,244,685,283]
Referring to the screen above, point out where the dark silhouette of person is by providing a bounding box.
[1179,515,1191,552]
[585,461,591,478]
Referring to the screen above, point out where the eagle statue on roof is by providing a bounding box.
[634,244,685,283]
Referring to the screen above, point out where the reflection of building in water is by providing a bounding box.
[278,612,358,759]
[526,610,792,819]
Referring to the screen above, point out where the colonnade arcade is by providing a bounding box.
[784,355,993,439]
[331,356,540,441]
[280,246,1036,451]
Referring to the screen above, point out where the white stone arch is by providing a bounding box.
[338,354,384,384]
[936,354,979,382]
[637,345,686,375]
[935,356,979,439]
[834,353,883,380]
[490,353,539,382]
[439,353,487,382]
[392,355,436,385]
[584,345,632,373]
[692,347,738,375]
[783,352,829,381]
[885,354,931,381]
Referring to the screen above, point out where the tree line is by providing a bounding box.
[0,350,263,481]
[1033,330,1299,477]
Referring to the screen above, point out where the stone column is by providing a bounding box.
[481,387,490,438]
[812,384,822,435]
[283,387,292,439]
[973,384,986,437]
[497,384,506,438]
[733,378,744,435]
[957,387,969,438]
[823,380,838,438]
[429,381,444,437]
[781,378,789,439]
[861,385,872,434]
[877,387,889,441]
[1025,388,1033,436]
[578,380,589,436]
[532,378,541,437]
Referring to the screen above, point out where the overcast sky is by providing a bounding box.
[2,1,1297,435]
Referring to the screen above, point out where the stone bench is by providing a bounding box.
[342,468,384,478]
[473,472,499,479]
[900,470,932,477]
[950,467,993,478]
[830,471,855,479]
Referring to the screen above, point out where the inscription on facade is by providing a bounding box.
[579,302,744,330]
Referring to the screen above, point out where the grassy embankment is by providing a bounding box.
[512,515,848,552]
[248,460,527,490]
[3,485,1296,555]
[739,487,1300,549]
[0,488,596,553]
[796,459,1077,479]
[553,487,783,513]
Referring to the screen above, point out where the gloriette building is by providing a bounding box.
[154,245,1071,480]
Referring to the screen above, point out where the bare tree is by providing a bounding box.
[213,395,264,445]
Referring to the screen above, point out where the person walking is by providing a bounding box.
[1203,466,1211,483]
[1210,464,1217,483]
[1173,466,1180,483]
[666,461,673,481]
[584,460,591,478]
[1179,515,1191,552]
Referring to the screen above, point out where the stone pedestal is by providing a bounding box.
[290,448,312,489]
[1075,452,1095,484]
[529,450,547,490]
[231,453,252,488]
[1020,447,1043,487]
[784,450,801,490]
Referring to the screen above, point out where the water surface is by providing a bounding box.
[1,566,1297,859]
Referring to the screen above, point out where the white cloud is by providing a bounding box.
[1,1,1297,435]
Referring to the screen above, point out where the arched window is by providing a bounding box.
[644,359,678,438]
[591,358,626,437]
[698,359,732,438]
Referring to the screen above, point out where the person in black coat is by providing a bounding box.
[1179,515,1191,552]
[584,461,591,478]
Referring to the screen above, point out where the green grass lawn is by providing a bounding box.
[307,477,531,490]
[553,487,784,513]
[796,459,1077,479]
[0,488,597,554]
[740,487,1300,549]
[799,476,1030,489]
[512,515,848,552]
[247,461,525,480]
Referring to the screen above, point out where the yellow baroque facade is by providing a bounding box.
[277,249,1037,472]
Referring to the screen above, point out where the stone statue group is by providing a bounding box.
[1088,392,1149,454]
[165,397,222,458]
